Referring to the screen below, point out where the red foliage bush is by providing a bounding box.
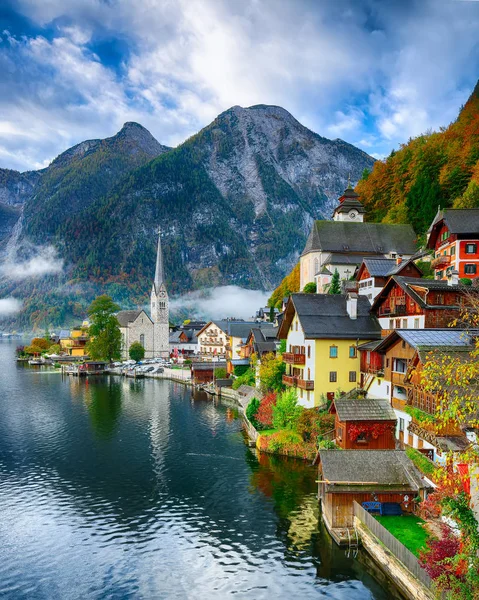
[256,392,277,427]
[349,423,394,442]
[419,524,462,581]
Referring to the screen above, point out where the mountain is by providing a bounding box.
[356,80,479,236]
[1,105,374,328]
[0,169,40,243]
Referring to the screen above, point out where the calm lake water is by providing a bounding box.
[0,339,393,599]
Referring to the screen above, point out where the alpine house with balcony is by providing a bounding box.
[427,208,479,281]
[355,257,423,303]
[371,275,472,333]
[278,293,382,407]
[373,329,476,463]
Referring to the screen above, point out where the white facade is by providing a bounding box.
[285,315,315,409]
[358,277,383,304]
[378,315,425,331]
[197,322,228,359]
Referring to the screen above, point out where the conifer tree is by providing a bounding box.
[328,269,341,294]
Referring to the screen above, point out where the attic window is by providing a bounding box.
[376,246,383,252]
[343,244,350,251]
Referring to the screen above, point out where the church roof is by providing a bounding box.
[116,310,142,327]
[302,221,417,257]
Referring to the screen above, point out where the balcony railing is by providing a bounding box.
[283,352,306,365]
[297,379,314,390]
[379,304,407,316]
[431,255,451,270]
[282,374,298,387]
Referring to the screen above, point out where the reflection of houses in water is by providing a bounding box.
[286,495,320,551]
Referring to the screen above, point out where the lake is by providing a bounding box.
[0,339,393,599]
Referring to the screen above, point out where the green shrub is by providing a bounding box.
[268,430,302,452]
[303,282,317,293]
[460,278,473,286]
[272,389,303,430]
[246,397,261,429]
[129,341,145,362]
[234,364,250,377]
[214,367,227,379]
[296,408,335,441]
[405,446,437,478]
[317,438,337,449]
[232,367,255,389]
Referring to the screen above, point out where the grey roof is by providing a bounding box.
[323,254,365,265]
[288,294,381,340]
[374,328,478,355]
[319,450,427,493]
[228,321,274,340]
[250,326,278,354]
[428,208,479,236]
[357,339,383,352]
[302,221,417,256]
[334,398,396,422]
[153,229,165,292]
[116,310,142,327]
[362,258,409,277]
[191,361,227,371]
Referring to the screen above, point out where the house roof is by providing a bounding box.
[333,398,396,422]
[191,361,227,371]
[278,293,382,340]
[360,257,422,278]
[302,221,417,257]
[323,253,365,266]
[248,326,278,354]
[374,328,478,355]
[116,310,142,327]
[427,208,479,245]
[319,450,427,493]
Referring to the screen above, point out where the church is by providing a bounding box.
[117,231,169,359]
[300,181,418,291]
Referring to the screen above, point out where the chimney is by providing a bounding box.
[448,270,459,286]
[396,255,403,266]
[346,293,358,320]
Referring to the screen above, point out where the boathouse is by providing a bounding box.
[330,397,397,450]
[318,450,429,544]
[191,361,227,384]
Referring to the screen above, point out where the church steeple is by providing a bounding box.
[332,180,366,222]
[153,228,164,293]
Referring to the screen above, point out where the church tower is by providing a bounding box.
[332,176,366,222]
[150,229,169,357]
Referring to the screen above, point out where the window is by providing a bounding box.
[295,321,298,331]
[443,250,447,256]
[386,385,390,395]
[329,345,338,358]
[402,319,407,328]
[395,319,401,328]
[389,319,394,329]
[437,294,444,305]
[356,432,368,443]
[414,318,420,329]
[140,334,145,347]
[393,358,407,373]
[349,346,357,358]
[329,371,337,383]
[399,418,405,432]
[307,368,311,380]
[437,270,443,279]
[466,243,477,254]
[337,426,343,442]
[314,257,319,274]
[451,246,456,256]
[307,345,311,358]
[349,371,357,383]
[386,358,390,368]
[465,264,477,275]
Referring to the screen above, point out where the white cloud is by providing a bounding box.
[0,246,63,279]
[170,285,270,321]
[0,297,22,317]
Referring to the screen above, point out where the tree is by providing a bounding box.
[303,282,317,293]
[272,389,303,430]
[328,269,341,294]
[129,341,145,362]
[269,306,275,322]
[86,295,122,363]
[259,352,286,392]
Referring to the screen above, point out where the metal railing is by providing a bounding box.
[353,501,432,590]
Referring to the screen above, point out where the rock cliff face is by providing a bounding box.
[0,105,374,328]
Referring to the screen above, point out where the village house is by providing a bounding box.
[59,326,89,357]
[372,329,475,462]
[255,306,279,322]
[330,396,397,450]
[117,230,169,359]
[318,449,430,544]
[371,274,471,334]
[300,184,417,290]
[190,361,227,384]
[278,293,381,407]
[240,325,278,361]
[356,257,423,303]
[169,328,200,356]
[196,321,230,359]
[427,208,479,281]
[225,321,275,374]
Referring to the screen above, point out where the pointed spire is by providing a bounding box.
[346,172,352,189]
[154,227,164,292]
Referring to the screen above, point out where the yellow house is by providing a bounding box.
[278,293,381,407]
[59,326,90,357]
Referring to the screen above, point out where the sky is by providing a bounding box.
[1,0,479,172]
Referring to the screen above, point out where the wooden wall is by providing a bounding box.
[335,416,396,449]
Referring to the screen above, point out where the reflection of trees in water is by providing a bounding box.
[85,379,123,439]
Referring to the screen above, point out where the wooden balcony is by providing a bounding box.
[283,352,306,365]
[283,374,298,387]
[431,255,451,270]
[391,371,406,386]
[392,397,407,411]
[297,379,314,390]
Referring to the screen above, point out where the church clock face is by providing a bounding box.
[160,291,166,297]
[349,210,357,219]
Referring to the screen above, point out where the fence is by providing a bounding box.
[353,501,432,591]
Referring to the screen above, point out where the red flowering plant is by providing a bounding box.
[348,423,394,442]
[256,392,277,428]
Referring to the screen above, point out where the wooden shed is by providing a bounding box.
[318,450,430,544]
[190,361,227,384]
[331,398,397,449]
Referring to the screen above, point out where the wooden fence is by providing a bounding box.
[353,501,432,591]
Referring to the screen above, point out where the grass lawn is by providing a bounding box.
[375,515,430,557]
